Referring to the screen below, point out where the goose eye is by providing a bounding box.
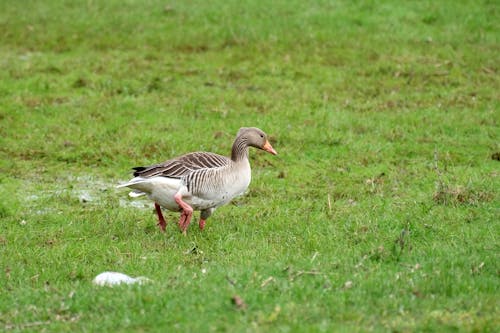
[260,134,264,138]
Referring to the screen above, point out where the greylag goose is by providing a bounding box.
[118,127,277,233]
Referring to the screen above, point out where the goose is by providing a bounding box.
[118,127,277,233]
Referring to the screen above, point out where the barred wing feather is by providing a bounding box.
[132,152,231,179]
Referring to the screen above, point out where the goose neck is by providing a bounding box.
[231,137,249,162]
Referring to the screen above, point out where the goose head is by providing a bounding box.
[237,127,277,155]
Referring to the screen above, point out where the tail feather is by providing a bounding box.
[116,177,147,189]
[129,190,146,198]
[132,166,147,177]
[117,178,149,198]
[117,176,181,198]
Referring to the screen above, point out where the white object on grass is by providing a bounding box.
[93,272,151,286]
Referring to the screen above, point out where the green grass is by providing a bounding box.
[0,0,499,331]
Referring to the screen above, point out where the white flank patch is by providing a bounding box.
[93,272,151,286]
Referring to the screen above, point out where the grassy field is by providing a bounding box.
[0,0,499,331]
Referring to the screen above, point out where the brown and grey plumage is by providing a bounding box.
[118,127,277,233]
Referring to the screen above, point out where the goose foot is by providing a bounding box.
[174,193,193,233]
[178,210,191,231]
[154,202,167,232]
[199,219,206,230]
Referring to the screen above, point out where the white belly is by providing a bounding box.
[123,176,182,211]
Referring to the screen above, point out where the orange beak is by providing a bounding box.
[263,140,278,155]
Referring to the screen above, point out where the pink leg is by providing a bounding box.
[199,219,206,230]
[155,202,167,232]
[174,193,193,233]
